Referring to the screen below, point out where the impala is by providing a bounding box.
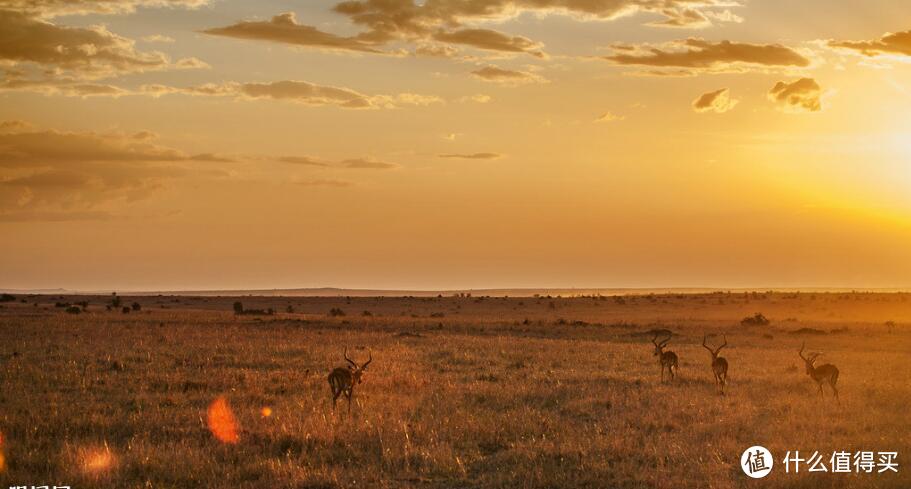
[798,342,839,401]
[652,333,678,382]
[702,334,728,393]
[328,348,372,412]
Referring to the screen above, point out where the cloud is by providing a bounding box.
[470,65,546,85]
[432,29,544,57]
[767,78,822,113]
[438,152,502,160]
[204,1,740,60]
[238,80,378,108]
[0,0,210,17]
[295,178,354,187]
[594,112,624,123]
[603,38,810,74]
[458,94,492,103]
[692,88,738,113]
[278,156,331,167]
[142,34,175,43]
[0,10,206,79]
[138,80,443,109]
[202,12,382,54]
[341,158,398,169]
[0,122,231,218]
[828,30,911,57]
[279,156,398,170]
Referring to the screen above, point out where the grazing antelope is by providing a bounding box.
[702,334,729,393]
[798,342,839,402]
[328,348,372,413]
[652,333,678,382]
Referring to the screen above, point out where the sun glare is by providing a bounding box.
[207,396,240,444]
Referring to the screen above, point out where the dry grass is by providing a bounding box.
[0,292,909,488]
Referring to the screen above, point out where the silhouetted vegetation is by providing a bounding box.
[0,293,15,302]
[65,306,81,314]
[741,312,770,326]
[329,307,346,317]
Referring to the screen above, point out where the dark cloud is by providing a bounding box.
[0,123,230,218]
[692,88,737,113]
[829,30,911,57]
[604,38,809,73]
[768,78,821,113]
[202,12,382,54]
[432,29,543,57]
[470,65,545,84]
[0,0,210,17]
[0,10,205,79]
[204,0,739,59]
[438,152,502,160]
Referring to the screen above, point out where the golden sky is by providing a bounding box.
[1,0,910,291]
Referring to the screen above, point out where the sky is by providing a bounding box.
[1,0,910,291]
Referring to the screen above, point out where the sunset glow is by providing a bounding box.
[0,1,910,292]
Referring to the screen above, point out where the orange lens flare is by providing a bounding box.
[81,446,115,474]
[261,407,273,418]
[207,396,240,444]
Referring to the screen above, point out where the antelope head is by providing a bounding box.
[652,333,670,357]
[344,347,372,384]
[798,342,820,375]
[703,334,727,359]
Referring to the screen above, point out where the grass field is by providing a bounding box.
[0,292,909,488]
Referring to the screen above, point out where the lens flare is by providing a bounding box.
[207,396,240,444]
[81,445,115,474]
[261,406,273,418]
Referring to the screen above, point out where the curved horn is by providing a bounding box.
[702,334,713,353]
[361,350,372,369]
[798,342,807,362]
[659,334,671,347]
[344,347,357,367]
[651,333,659,346]
[715,334,727,355]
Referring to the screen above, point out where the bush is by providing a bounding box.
[329,308,345,317]
[233,301,244,314]
[65,306,81,314]
[741,313,770,326]
[286,305,294,313]
[131,302,141,311]
[0,293,15,302]
[122,307,131,314]
[111,293,121,308]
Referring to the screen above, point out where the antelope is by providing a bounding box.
[652,333,678,382]
[702,334,728,393]
[328,348,372,412]
[798,342,839,402]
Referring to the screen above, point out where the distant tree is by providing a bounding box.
[111,292,121,308]
[131,302,141,311]
[122,306,131,314]
[329,307,345,317]
[233,301,244,314]
[0,293,16,302]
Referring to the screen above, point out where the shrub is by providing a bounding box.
[131,302,141,311]
[329,308,345,317]
[111,292,121,308]
[122,307,131,314]
[233,301,244,314]
[0,293,15,302]
[741,313,770,326]
[65,306,81,314]
[286,305,294,313]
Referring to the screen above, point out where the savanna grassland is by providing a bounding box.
[0,292,909,488]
